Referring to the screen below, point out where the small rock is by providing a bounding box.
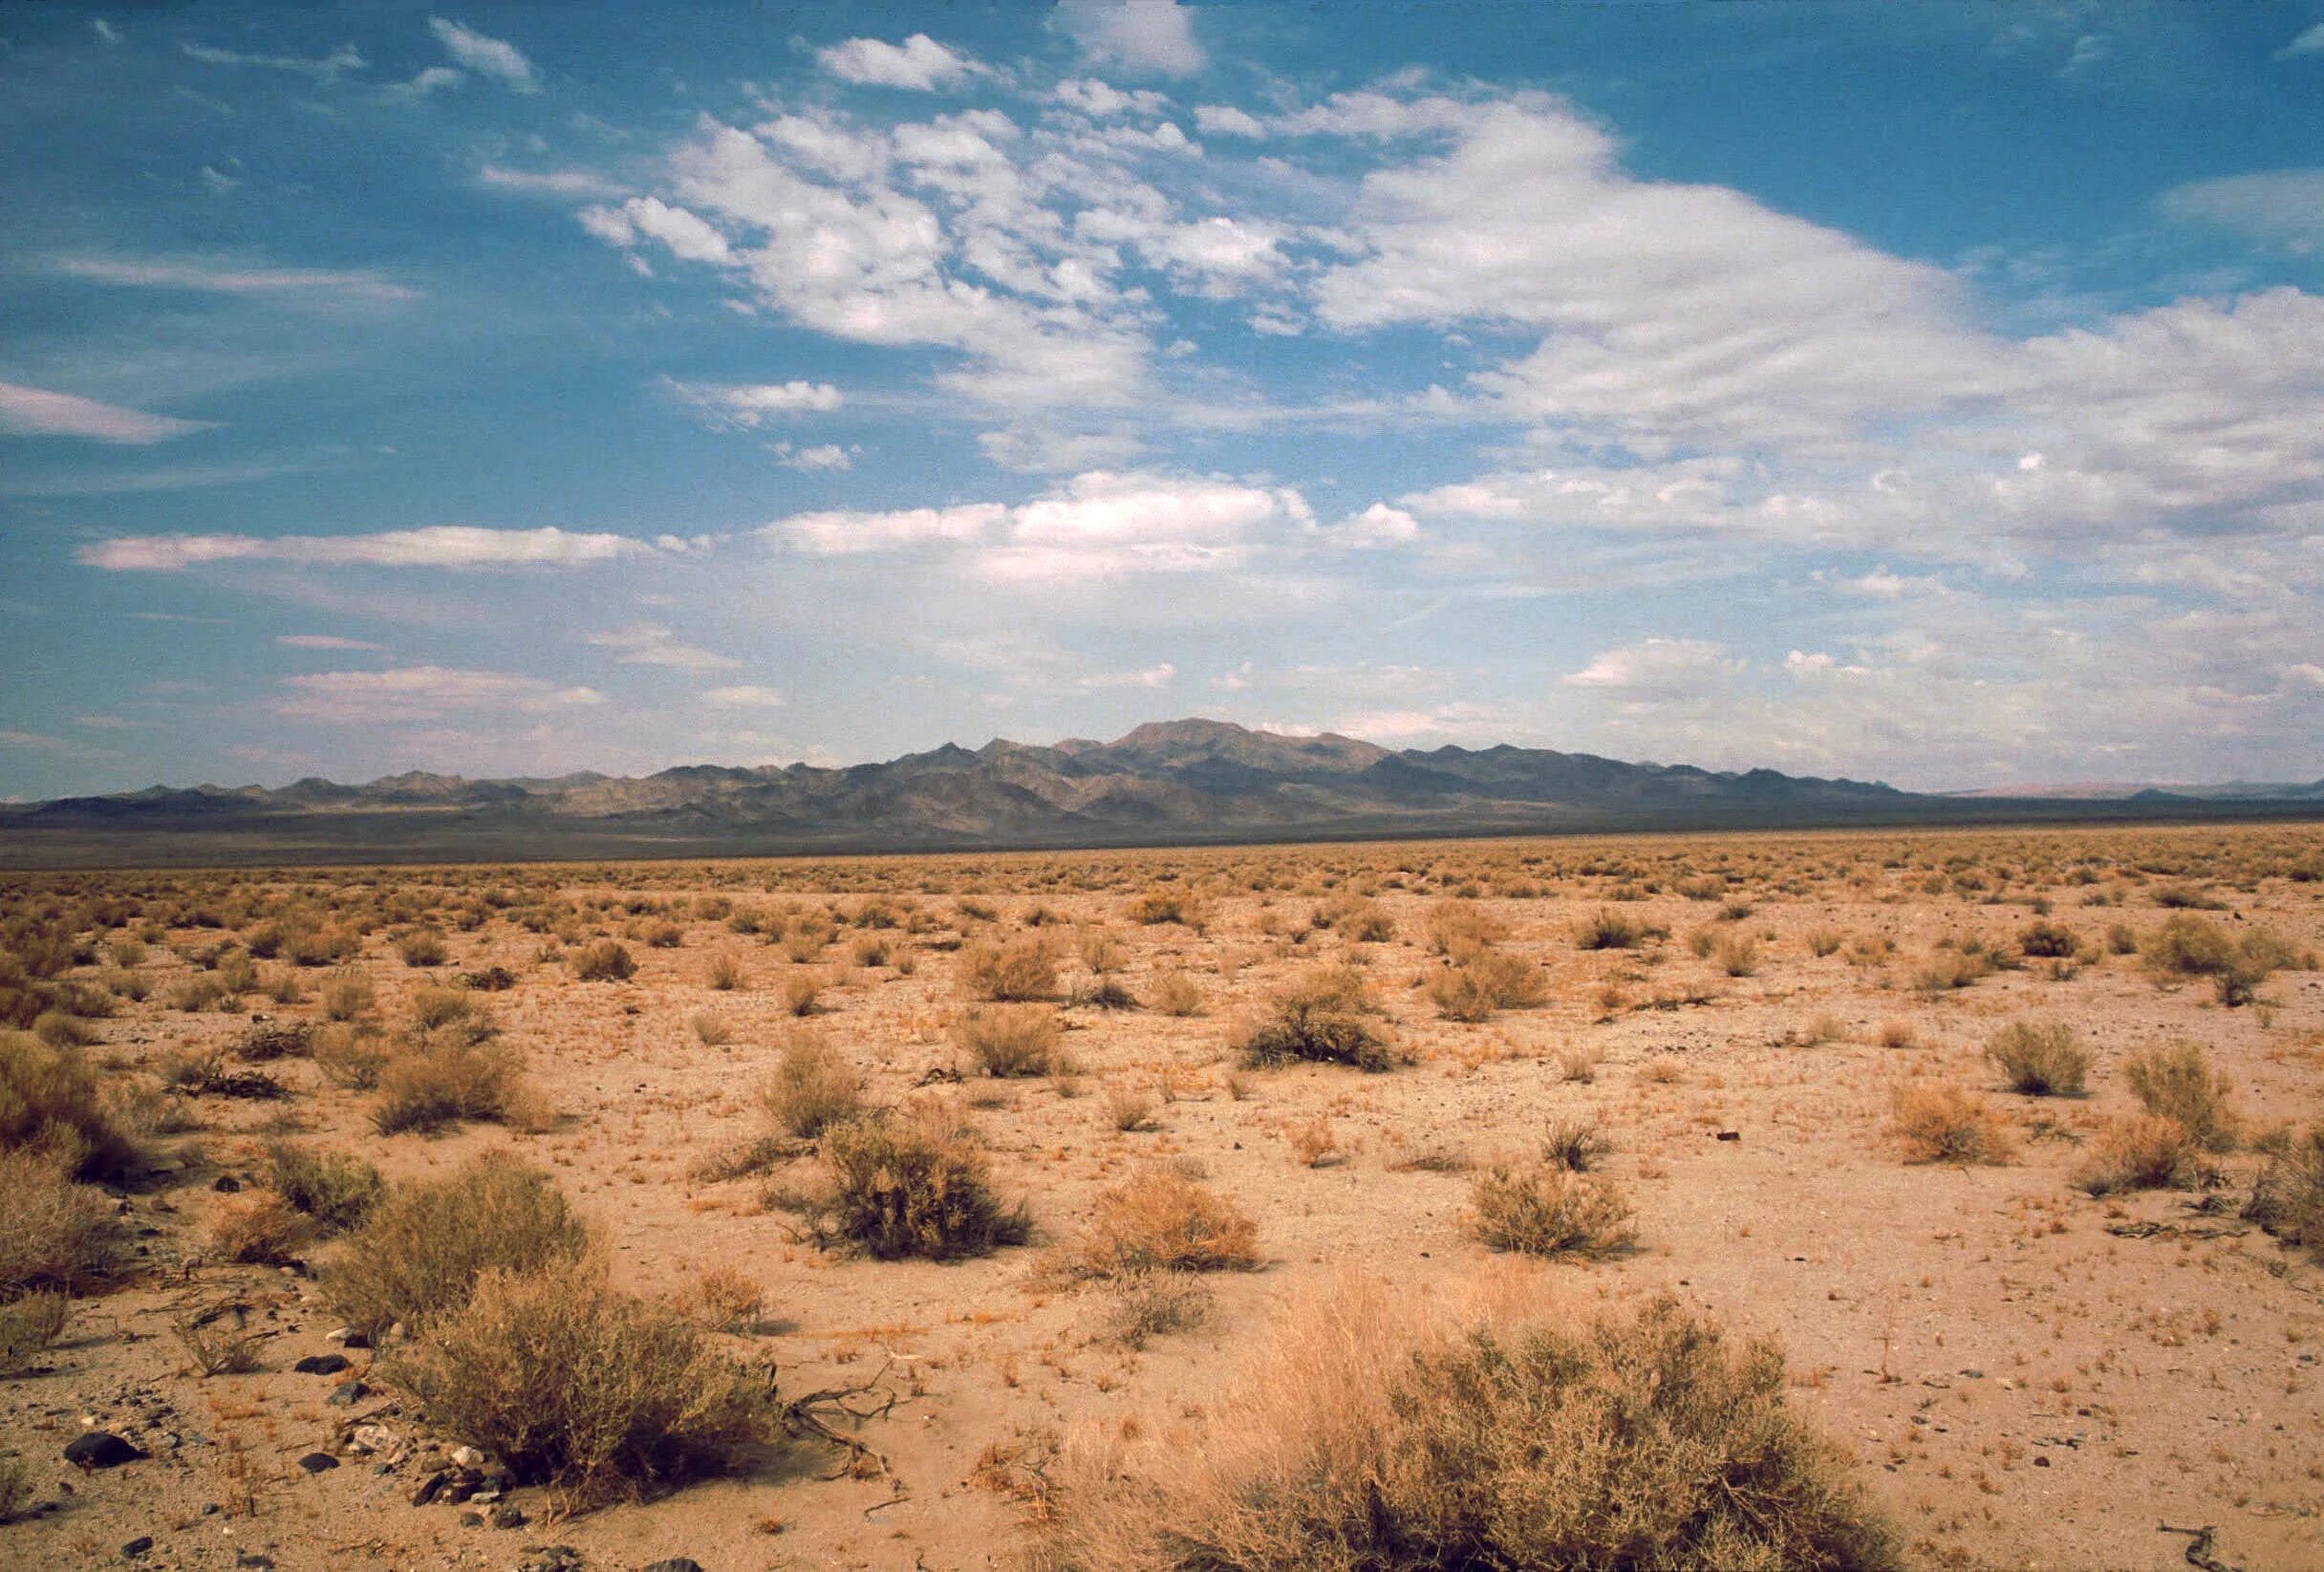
[212,1175,242,1193]
[234,1556,275,1570]
[326,1326,369,1349]
[293,1353,349,1376]
[449,1444,484,1468]
[296,1452,339,1474]
[491,1504,526,1529]
[121,1537,154,1560]
[458,1510,484,1528]
[2033,1454,2051,1468]
[349,1424,397,1455]
[64,1432,147,1469]
[325,1379,367,1407]
[409,1469,450,1506]
[1714,1130,1740,1142]
[640,1561,705,1572]
[522,1550,585,1572]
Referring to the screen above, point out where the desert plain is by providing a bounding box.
[3,820,2322,1572]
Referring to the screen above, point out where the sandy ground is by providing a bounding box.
[4,822,2322,1572]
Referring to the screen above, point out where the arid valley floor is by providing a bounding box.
[4,823,2323,1572]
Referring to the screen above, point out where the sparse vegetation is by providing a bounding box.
[326,1150,592,1337]
[811,1101,1029,1260]
[955,1003,1062,1077]
[1237,966,1396,1071]
[1049,1169,1259,1280]
[1889,1082,2013,1164]
[758,1029,867,1139]
[1985,1020,2091,1095]
[1468,1160,1635,1257]
[2124,1041,2239,1152]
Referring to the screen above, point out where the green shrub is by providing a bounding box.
[2244,1127,2324,1259]
[812,1102,1029,1260]
[2124,1041,2239,1152]
[757,1029,866,1139]
[326,1151,590,1337]
[1237,967,1396,1072]
[387,1256,779,1503]
[1984,1020,2091,1096]
[266,1142,385,1232]
[1468,1161,1635,1257]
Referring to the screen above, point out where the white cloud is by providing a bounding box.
[669,378,845,424]
[477,164,626,199]
[1563,637,1742,700]
[817,33,986,91]
[0,382,212,443]
[80,526,656,571]
[273,666,601,723]
[276,634,385,651]
[1056,0,1206,76]
[180,40,365,80]
[2277,23,2324,58]
[427,18,537,90]
[389,65,464,97]
[769,503,1007,555]
[586,624,742,673]
[1055,78,1170,118]
[1193,104,1267,138]
[773,442,855,471]
[978,426,1144,473]
[55,255,419,304]
[2158,169,2324,251]
[1324,502,1419,549]
[1078,661,1175,689]
[699,684,788,708]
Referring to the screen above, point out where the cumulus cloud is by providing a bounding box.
[1055,0,1206,76]
[586,625,742,673]
[1563,638,1743,700]
[0,382,212,443]
[272,666,601,722]
[772,442,855,471]
[79,526,656,571]
[2158,169,2324,251]
[427,18,537,89]
[818,33,985,90]
[667,378,845,427]
[2277,23,2324,58]
[770,503,1007,555]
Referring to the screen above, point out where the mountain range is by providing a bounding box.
[2,718,2317,868]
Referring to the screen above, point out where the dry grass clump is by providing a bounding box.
[1100,1268,1213,1350]
[396,927,449,968]
[811,1101,1030,1260]
[2142,913,2300,1004]
[0,1028,140,1179]
[1888,1082,2013,1165]
[1573,907,1646,950]
[1467,1161,1635,1258]
[0,1147,113,1296]
[1034,1275,1898,1572]
[386,1255,780,1504]
[326,1150,591,1337]
[1148,968,1203,1017]
[0,1290,69,1376]
[2244,1127,2324,1259]
[312,1021,389,1089]
[570,938,636,982]
[1128,888,1206,928]
[1312,894,1393,942]
[704,949,746,991]
[1049,1169,1260,1281]
[1426,902,1508,963]
[758,1029,868,1139]
[321,967,374,1022]
[1237,966,1396,1072]
[1711,931,1760,978]
[1427,949,1551,1023]
[372,1034,543,1136]
[206,1191,309,1265]
[266,1141,384,1232]
[955,1004,1063,1077]
[2124,1041,2240,1152]
[960,937,1059,1001]
[1540,1114,1612,1174]
[1985,1020,2091,1096]
[2076,1115,2211,1196]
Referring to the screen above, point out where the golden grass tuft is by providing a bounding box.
[2123,1041,2239,1152]
[757,1028,867,1139]
[811,1100,1030,1260]
[0,1148,113,1296]
[1468,1161,1635,1258]
[954,1004,1063,1077]
[326,1150,591,1337]
[1888,1082,2013,1165]
[1984,1020,2091,1096]
[1048,1169,1260,1281]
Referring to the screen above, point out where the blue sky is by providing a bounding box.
[5,1,2322,798]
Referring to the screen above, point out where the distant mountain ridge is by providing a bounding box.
[1,718,2315,868]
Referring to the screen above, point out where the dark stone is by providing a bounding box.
[640,1561,706,1572]
[409,1469,449,1506]
[337,1329,371,1350]
[64,1432,147,1469]
[522,1550,585,1572]
[295,1452,339,1474]
[293,1353,349,1376]
[234,1556,275,1570]
[121,1537,154,1559]
[324,1378,366,1407]
[1714,1130,1741,1142]
[492,1504,526,1529]
[458,1511,484,1528]
[212,1174,242,1193]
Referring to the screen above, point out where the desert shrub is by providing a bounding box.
[1104,1085,1157,1132]
[955,1004,1062,1077]
[266,1142,384,1232]
[704,950,745,991]
[2017,920,2076,958]
[758,1029,867,1139]
[1889,1082,2012,1164]
[2077,1115,2210,1196]
[32,1011,96,1049]
[812,1102,1029,1260]
[1711,931,1759,977]
[2124,1041,2239,1152]
[1426,902,1507,963]
[1148,969,1204,1018]
[780,969,824,1017]
[408,983,478,1031]
[1128,889,1204,928]
[1036,1279,1898,1571]
[1430,950,1550,1022]
[1985,1021,2090,1096]
[388,1256,779,1503]
[643,919,683,950]
[1573,907,1643,950]
[206,1191,308,1265]
[1540,1115,1612,1173]
[321,967,375,1022]
[1805,927,1845,958]
[570,938,636,982]
[312,1022,390,1089]
[1237,967,1396,1072]
[1468,1161,1634,1258]
[326,1150,591,1337]
[0,1451,32,1522]
[1077,926,1126,974]
[2244,1127,2324,1259]
[236,1021,312,1063]
[0,1290,68,1376]
[372,1036,541,1136]
[1313,895,1393,942]
[1101,1268,1213,1349]
[0,1148,113,1295]
[960,937,1059,1001]
[397,928,449,968]
[2143,914,2288,1004]
[0,1029,140,1178]
[1051,1170,1260,1281]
